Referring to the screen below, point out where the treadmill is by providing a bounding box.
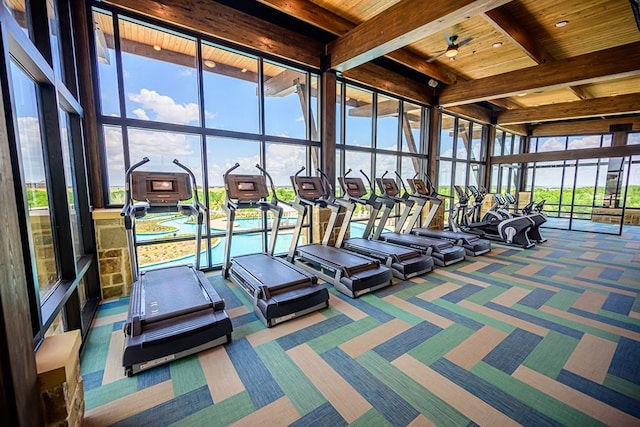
[338,170,434,279]
[221,163,329,327]
[406,175,491,256]
[121,158,232,376]
[373,174,466,267]
[288,168,393,298]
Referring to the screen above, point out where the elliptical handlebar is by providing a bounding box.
[121,157,150,217]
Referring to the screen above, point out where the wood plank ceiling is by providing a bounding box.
[97,0,640,133]
[258,0,640,131]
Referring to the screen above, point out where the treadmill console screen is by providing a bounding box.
[301,182,316,191]
[237,182,256,191]
[338,177,366,198]
[293,176,325,199]
[150,180,175,192]
[376,178,399,197]
[226,175,268,201]
[131,171,191,204]
[408,178,428,195]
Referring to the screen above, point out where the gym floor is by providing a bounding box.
[80,227,640,426]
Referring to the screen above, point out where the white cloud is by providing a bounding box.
[132,108,149,120]
[128,89,200,125]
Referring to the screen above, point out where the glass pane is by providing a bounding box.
[119,17,200,126]
[310,75,320,142]
[454,161,467,189]
[470,123,482,161]
[490,164,499,193]
[533,162,564,218]
[103,125,125,204]
[263,62,307,139]
[128,128,202,195]
[59,110,83,259]
[513,135,522,155]
[529,137,538,153]
[345,85,372,147]
[45,312,65,337]
[601,134,612,147]
[493,131,503,156]
[537,136,566,152]
[202,43,259,134]
[375,153,396,182]
[567,134,602,150]
[265,143,307,253]
[46,0,64,81]
[376,94,399,151]
[93,9,120,116]
[469,163,484,190]
[456,119,470,159]
[3,0,28,33]
[503,133,512,156]
[560,162,576,221]
[207,137,261,252]
[138,240,207,269]
[572,159,598,231]
[438,160,452,197]
[345,151,372,184]
[401,155,421,178]
[401,102,422,154]
[626,161,640,209]
[439,114,454,157]
[10,60,60,298]
[336,82,342,144]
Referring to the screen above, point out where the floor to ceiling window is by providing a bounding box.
[524,133,636,234]
[1,1,99,343]
[336,80,428,232]
[91,4,321,268]
[437,113,487,225]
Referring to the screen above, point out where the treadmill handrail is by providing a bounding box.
[121,157,150,218]
[173,158,207,214]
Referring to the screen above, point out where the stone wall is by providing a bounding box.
[92,209,132,298]
[423,199,444,230]
[312,206,347,245]
[592,207,640,225]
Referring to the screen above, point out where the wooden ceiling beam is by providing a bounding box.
[483,7,551,64]
[439,41,640,106]
[342,63,432,106]
[484,6,592,100]
[326,0,512,72]
[492,144,640,165]
[497,94,640,125]
[257,0,458,85]
[531,116,640,137]
[103,0,324,68]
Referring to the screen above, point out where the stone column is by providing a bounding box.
[35,330,84,427]
[92,209,133,298]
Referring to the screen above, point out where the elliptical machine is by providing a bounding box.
[503,193,547,243]
[452,185,536,249]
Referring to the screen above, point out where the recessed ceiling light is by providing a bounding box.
[204,60,216,68]
[153,44,161,51]
[517,93,528,97]
[555,20,569,28]
[611,93,618,96]
[241,68,247,73]
[492,42,502,48]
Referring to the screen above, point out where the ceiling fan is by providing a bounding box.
[427,35,472,63]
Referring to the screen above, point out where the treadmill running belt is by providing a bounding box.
[142,266,212,324]
[232,253,314,290]
[297,244,377,268]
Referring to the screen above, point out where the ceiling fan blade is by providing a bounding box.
[457,37,473,48]
[426,50,446,63]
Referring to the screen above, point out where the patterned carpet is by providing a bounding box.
[80,227,640,426]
